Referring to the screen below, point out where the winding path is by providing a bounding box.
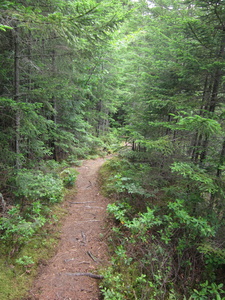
[29,157,110,300]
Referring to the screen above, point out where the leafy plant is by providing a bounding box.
[15,255,34,268]
[107,202,130,224]
[0,206,36,252]
[14,170,64,203]
[60,167,78,188]
[191,281,225,299]
[171,162,218,194]
[101,153,224,299]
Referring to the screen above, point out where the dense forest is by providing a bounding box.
[1,0,225,299]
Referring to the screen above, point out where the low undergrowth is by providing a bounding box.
[0,135,119,299]
[0,203,67,300]
[99,153,225,299]
[0,160,79,300]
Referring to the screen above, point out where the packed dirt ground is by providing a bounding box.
[27,157,111,300]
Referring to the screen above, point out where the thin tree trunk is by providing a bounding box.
[51,49,57,160]
[209,69,222,113]
[190,74,211,161]
[191,30,225,165]
[13,25,21,169]
[27,30,32,95]
[190,132,198,160]
[216,139,225,177]
[191,133,203,163]
[198,66,223,165]
[199,136,209,165]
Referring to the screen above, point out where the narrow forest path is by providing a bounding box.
[28,157,110,300]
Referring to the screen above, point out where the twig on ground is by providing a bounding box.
[86,181,92,188]
[81,231,86,243]
[85,206,104,209]
[66,272,104,279]
[87,251,98,262]
[64,258,75,263]
[74,220,100,222]
[78,261,90,265]
[69,201,96,204]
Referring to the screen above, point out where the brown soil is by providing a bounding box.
[28,157,111,300]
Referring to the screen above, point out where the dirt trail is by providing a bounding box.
[29,157,110,300]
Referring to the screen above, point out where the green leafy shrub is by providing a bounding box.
[107,202,131,224]
[14,169,64,203]
[15,255,34,269]
[66,155,83,166]
[38,159,69,174]
[101,158,151,199]
[100,155,225,299]
[171,162,218,194]
[0,206,36,251]
[191,281,225,299]
[60,168,79,188]
[100,265,154,300]
[0,161,77,258]
[0,201,49,253]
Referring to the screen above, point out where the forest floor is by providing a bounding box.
[27,157,111,300]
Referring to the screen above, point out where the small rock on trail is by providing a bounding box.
[28,157,110,300]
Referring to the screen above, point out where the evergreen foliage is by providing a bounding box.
[99,0,225,298]
[2,0,225,298]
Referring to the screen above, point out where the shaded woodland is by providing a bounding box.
[1,0,225,299]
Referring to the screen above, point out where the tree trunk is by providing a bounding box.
[13,25,21,169]
[199,136,209,165]
[197,66,223,165]
[191,33,225,165]
[216,139,225,177]
[191,133,203,163]
[190,74,211,162]
[51,49,58,160]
